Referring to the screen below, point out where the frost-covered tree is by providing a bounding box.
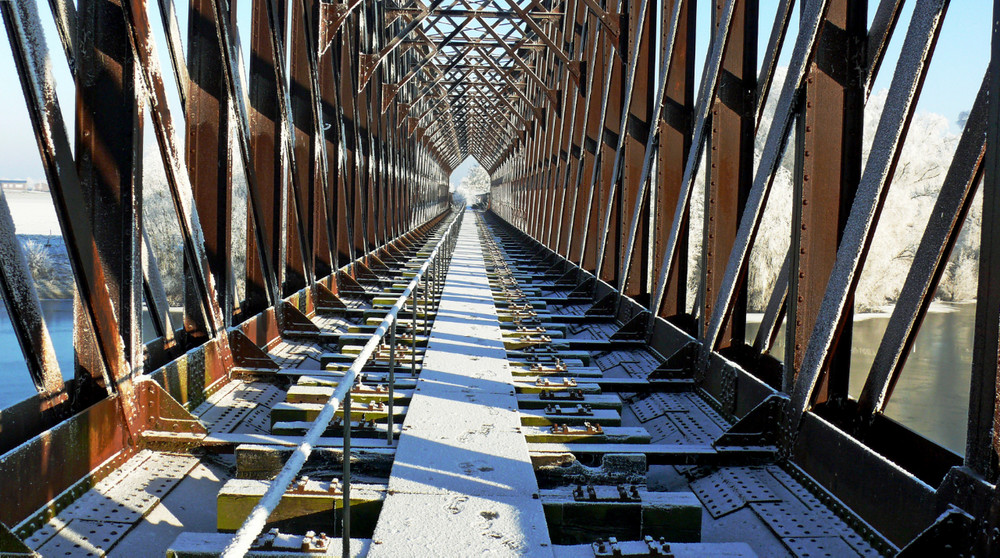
[458,163,491,197]
[686,66,975,313]
[854,90,964,310]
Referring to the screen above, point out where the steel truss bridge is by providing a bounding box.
[0,0,997,555]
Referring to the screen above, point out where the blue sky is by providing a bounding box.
[0,0,991,183]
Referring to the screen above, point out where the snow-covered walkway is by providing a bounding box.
[369,211,552,556]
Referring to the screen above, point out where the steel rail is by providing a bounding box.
[220,212,462,558]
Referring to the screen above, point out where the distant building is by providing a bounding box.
[0,179,49,193]
[0,179,27,192]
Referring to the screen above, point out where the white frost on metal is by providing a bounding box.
[649,0,743,319]
[699,0,831,351]
[221,215,461,558]
[6,0,58,154]
[789,0,948,428]
[369,212,551,556]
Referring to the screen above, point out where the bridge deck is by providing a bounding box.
[8,211,887,557]
[369,214,551,555]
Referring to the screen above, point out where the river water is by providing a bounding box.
[0,300,974,455]
[747,302,975,456]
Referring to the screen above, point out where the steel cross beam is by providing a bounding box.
[477,19,560,107]
[475,47,545,123]
[403,38,546,49]
[404,47,476,112]
[380,16,475,112]
[358,0,448,91]
[411,68,477,129]
[387,7,564,19]
[472,67,530,124]
[498,0,583,85]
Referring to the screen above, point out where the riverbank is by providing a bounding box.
[18,234,73,299]
[5,191,72,299]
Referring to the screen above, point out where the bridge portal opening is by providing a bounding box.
[450,156,491,209]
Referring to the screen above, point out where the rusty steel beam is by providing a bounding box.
[857,73,988,425]
[701,0,756,348]
[784,0,865,400]
[654,0,694,319]
[187,0,234,330]
[0,193,66,406]
[647,0,741,326]
[697,0,828,354]
[76,0,146,407]
[246,0,287,317]
[593,0,651,278]
[4,0,145,442]
[787,0,948,442]
[967,0,1000,479]
[618,0,690,313]
[358,0,447,90]
[289,0,319,287]
[575,0,623,274]
[156,0,190,111]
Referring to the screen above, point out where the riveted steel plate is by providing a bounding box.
[687,393,731,429]
[192,380,241,417]
[630,393,695,422]
[768,467,826,510]
[23,521,62,550]
[199,382,285,433]
[767,467,881,556]
[784,536,861,558]
[593,350,661,377]
[50,451,156,526]
[724,468,782,503]
[61,453,197,523]
[750,501,840,538]
[690,467,782,518]
[312,314,353,334]
[643,415,681,442]
[691,472,745,518]
[233,404,273,434]
[35,519,132,557]
[565,322,617,341]
[668,410,723,445]
[842,533,882,557]
[557,304,591,316]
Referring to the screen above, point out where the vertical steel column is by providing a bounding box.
[370,28,386,251]
[541,18,569,251]
[246,0,286,316]
[75,0,143,382]
[186,0,232,333]
[967,0,1000,479]
[620,0,655,302]
[347,23,365,262]
[320,14,341,276]
[557,0,591,257]
[784,0,865,398]
[578,31,610,272]
[290,0,322,283]
[567,10,604,267]
[654,0,694,319]
[357,15,374,256]
[702,0,756,345]
[279,0,312,295]
[597,27,624,284]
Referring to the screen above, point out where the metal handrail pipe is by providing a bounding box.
[221,212,462,557]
